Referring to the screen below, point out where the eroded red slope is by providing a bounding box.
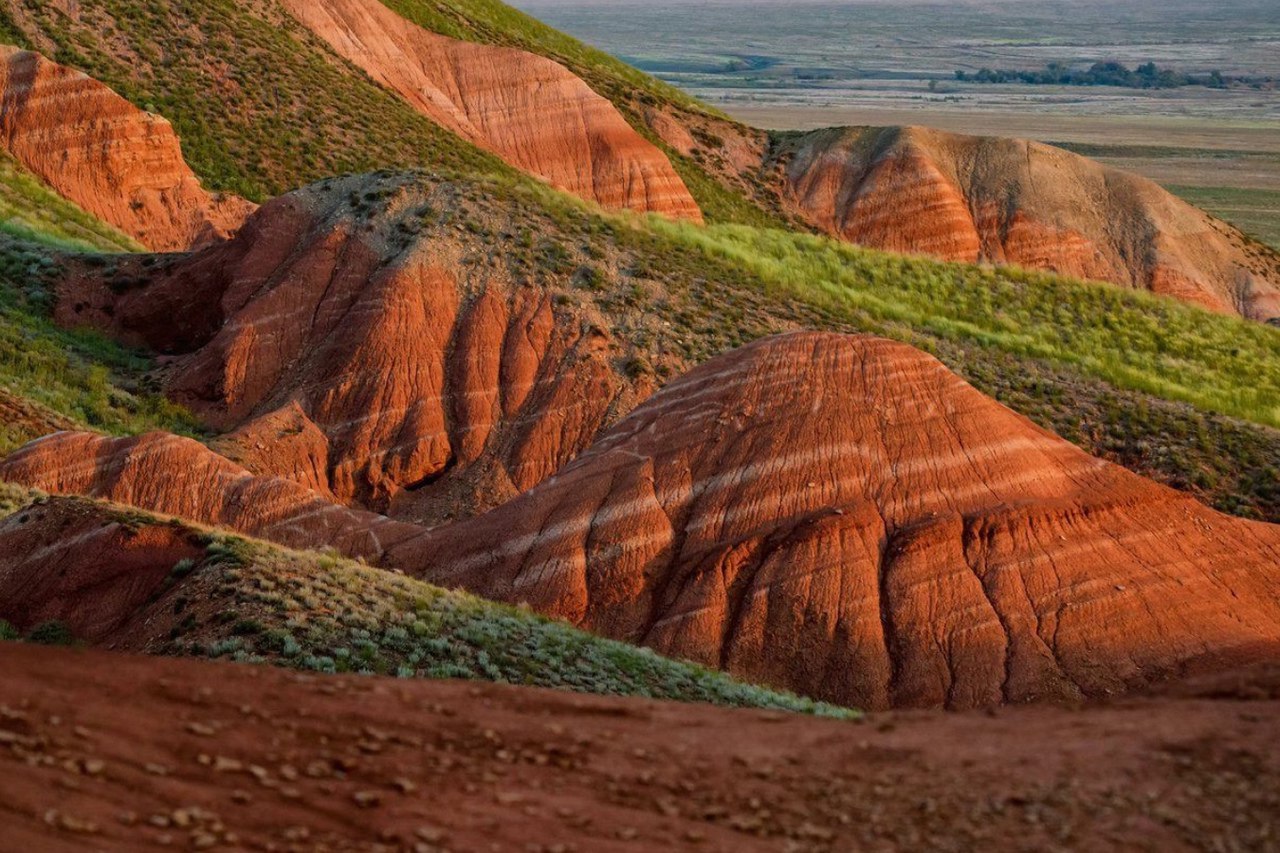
[280,0,701,221]
[777,126,1280,320]
[50,175,656,523]
[0,46,254,251]
[3,333,1278,709]
[391,332,1280,709]
[0,432,420,561]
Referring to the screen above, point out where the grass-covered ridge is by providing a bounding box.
[0,492,853,717]
[643,218,1280,430]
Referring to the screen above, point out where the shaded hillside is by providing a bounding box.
[0,241,197,457]
[2,642,1278,851]
[770,126,1280,321]
[0,493,848,715]
[0,46,253,251]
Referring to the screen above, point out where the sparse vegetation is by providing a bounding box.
[128,527,857,718]
[0,240,201,455]
[26,620,75,646]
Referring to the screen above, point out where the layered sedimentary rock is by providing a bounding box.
[0,432,420,561]
[51,174,653,523]
[0,46,254,251]
[777,126,1280,320]
[394,332,1280,709]
[280,0,700,221]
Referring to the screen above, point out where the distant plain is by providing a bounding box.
[514,0,1280,247]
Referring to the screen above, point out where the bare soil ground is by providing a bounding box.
[2,644,1278,852]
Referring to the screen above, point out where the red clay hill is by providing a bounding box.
[280,0,701,222]
[773,126,1280,320]
[0,46,254,251]
[392,333,1280,709]
[6,333,1279,710]
[48,174,658,524]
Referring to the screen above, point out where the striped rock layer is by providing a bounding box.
[51,175,653,524]
[778,126,1280,320]
[394,333,1280,709]
[0,431,420,562]
[0,46,254,251]
[4,332,1278,708]
[281,0,701,222]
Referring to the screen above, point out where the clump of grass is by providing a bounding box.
[26,621,76,646]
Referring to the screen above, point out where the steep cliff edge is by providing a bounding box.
[0,46,254,251]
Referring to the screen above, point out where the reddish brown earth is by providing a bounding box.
[50,174,656,524]
[0,432,420,562]
[0,46,254,252]
[773,126,1280,319]
[1,643,1277,852]
[4,332,1279,711]
[393,332,1280,710]
[280,0,700,222]
[0,498,206,644]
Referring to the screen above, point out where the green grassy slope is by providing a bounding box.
[0,494,854,717]
[1169,186,1280,252]
[647,219,1280,429]
[0,152,142,253]
[0,241,198,455]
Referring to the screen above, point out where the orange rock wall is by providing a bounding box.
[281,0,701,221]
[0,46,254,251]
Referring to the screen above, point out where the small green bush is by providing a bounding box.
[27,621,75,646]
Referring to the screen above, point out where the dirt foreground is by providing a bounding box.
[0,645,1277,852]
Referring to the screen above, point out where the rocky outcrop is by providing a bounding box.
[775,126,1280,320]
[394,332,1280,709]
[0,46,254,252]
[280,0,701,222]
[0,431,420,561]
[51,174,655,523]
